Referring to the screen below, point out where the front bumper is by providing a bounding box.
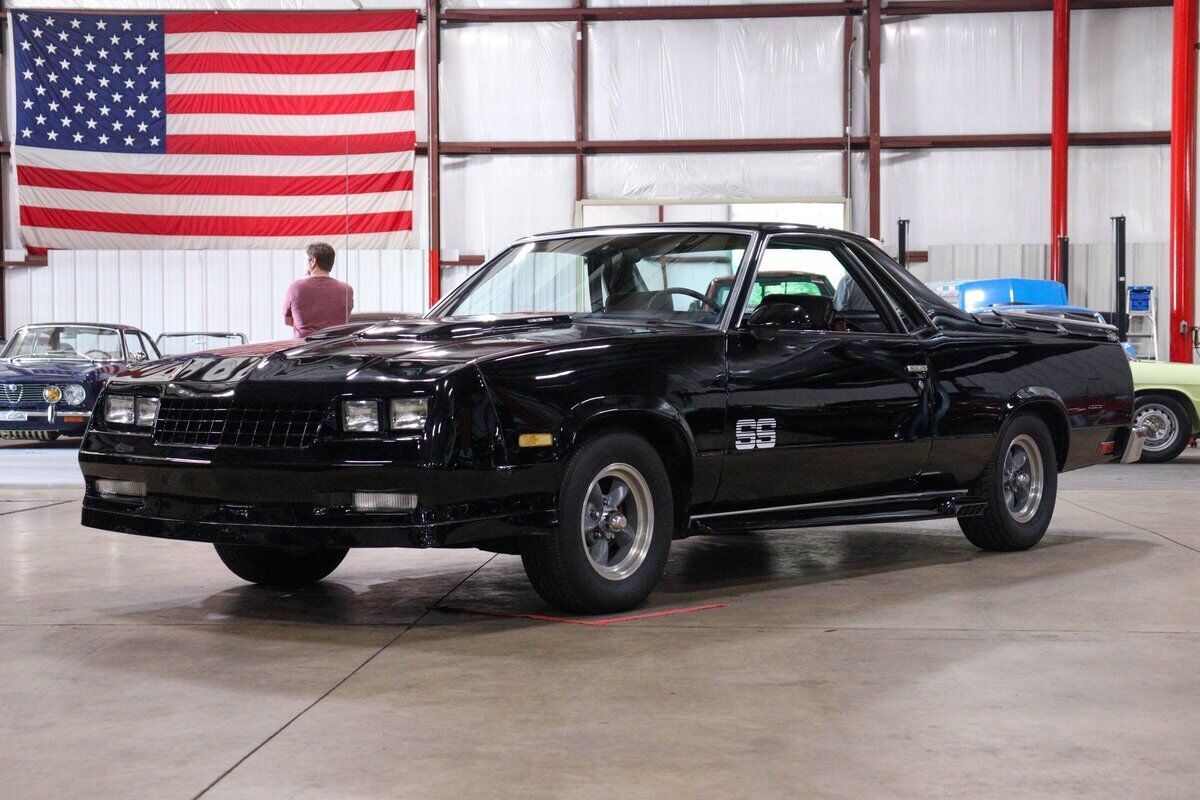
[0,405,90,435]
[78,449,559,548]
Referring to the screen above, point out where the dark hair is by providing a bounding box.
[306,242,336,272]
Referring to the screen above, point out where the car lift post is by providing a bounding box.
[1112,215,1128,341]
[897,219,910,269]
[1058,236,1070,295]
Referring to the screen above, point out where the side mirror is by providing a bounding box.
[132,352,148,362]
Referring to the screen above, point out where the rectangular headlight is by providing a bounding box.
[342,400,380,433]
[135,397,160,427]
[104,395,135,426]
[389,398,428,431]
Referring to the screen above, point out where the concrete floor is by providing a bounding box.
[2,439,1198,799]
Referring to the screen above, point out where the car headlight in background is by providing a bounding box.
[104,395,159,428]
[342,400,380,433]
[63,384,86,406]
[390,398,428,431]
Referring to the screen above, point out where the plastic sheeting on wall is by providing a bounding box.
[588,18,845,140]
[440,155,576,257]
[1068,146,1168,243]
[6,1,422,8]
[1071,7,1172,132]
[883,12,1052,136]
[587,151,845,202]
[882,8,1171,136]
[442,23,575,141]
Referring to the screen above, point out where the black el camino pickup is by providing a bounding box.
[79,223,1145,614]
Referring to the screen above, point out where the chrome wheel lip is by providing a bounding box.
[1133,404,1178,452]
[1003,434,1044,524]
[580,462,654,582]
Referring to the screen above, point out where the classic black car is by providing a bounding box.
[1,323,160,440]
[79,224,1144,614]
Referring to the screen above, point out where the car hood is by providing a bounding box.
[109,314,672,387]
[0,358,115,382]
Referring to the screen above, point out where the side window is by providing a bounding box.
[750,239,892,334]
[123,332,149,360]
[140,333,161,360]
[842,242,928,333]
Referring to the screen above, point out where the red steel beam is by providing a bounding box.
[440,2,860,23]
[1049,0,1070,284]
[426,0,442,308]
[1170,0,1198,362]
[867,0,882,239]
[886,0,1169,14]
[575,0,588,202]
[424,131,1169,156]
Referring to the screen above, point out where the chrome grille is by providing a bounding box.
[0,383,51,404]
[154,399,327,448]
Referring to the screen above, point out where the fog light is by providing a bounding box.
[95,479,146,499]
[352,491,417,512]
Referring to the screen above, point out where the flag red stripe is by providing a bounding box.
[167,91,415,116]
[165,10,418,35]
[21,206,412,237]
[167,132,415,156]
[166,50,415,76]
[17,165,413,197]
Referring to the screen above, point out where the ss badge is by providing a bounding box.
[735,418,776,450]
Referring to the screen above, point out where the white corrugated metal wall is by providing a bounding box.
[3,250,427,342]
[0,1,1186,343]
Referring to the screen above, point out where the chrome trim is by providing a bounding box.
[990,308,1118,333]
[1120,424,1148,464]
[79,449,212,465]
[690,490,969,522]
[906,364,928,374]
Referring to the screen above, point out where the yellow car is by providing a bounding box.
[1130,360,1200,462]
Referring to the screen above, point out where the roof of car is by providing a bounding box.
[527,222,867,240]
[17,322,146,332]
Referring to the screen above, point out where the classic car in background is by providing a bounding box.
[155,332,247,357]
[1127,359,1200,463]
[80,224,1143,614]
[1,323,160,440]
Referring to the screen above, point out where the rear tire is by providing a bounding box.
[959,413,1057,552]
[213,544,348,589]
[1133,394,1191,463]
[521,431,673,615]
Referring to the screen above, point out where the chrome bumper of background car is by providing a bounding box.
[1120,425,1148,464]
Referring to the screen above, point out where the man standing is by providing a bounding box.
[282,243,355,339]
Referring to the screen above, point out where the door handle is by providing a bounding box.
[906,364,928,375]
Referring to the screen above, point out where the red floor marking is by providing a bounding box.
[436,602,727,627]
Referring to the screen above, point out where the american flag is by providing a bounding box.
[12,10,416,252]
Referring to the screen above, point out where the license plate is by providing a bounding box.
[0,410,29,422]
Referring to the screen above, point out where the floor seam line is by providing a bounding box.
[0,498,76,517]
[1058,496,1200,556]
[189,554,498,800]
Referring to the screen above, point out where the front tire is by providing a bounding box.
[1133,394,1191,463]
[959,413,1057,552]
[213,544,348,589]
[521,431,673,615]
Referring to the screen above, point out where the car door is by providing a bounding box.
[717,234,933,507]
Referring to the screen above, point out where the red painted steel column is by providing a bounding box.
[427,0,442,309]
[1048,0,1069,284]
[1170,0,1198,362]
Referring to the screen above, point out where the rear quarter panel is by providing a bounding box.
[923,324,1133,486]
